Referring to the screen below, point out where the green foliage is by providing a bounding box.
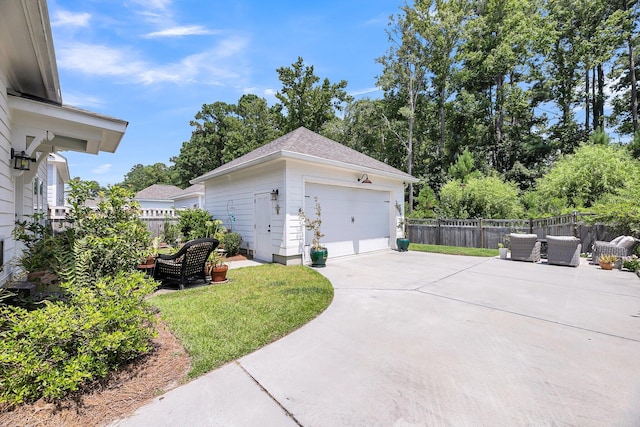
[532,144,640,215]
[589,184,640,237]
[408,185,437,219]
[275,57,352,133]
[120,163,179,192]
[176,208,213,241]
[437,175,524,219]
[220,232,242,256]
[589,127,610,145]
[0,272,157,406]
[622,255,640,272]
[448,148,477,182]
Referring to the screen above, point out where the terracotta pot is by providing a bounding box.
[211,264,229,282]
[599,261,615,270]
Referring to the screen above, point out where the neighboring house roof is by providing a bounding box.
[135,184,183,201]
[192,127,418,184]
[173,184,204,201]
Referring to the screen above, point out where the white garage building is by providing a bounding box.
[191,127,418,265]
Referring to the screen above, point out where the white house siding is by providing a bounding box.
[46,162,65,207]
[0,70,14,280]
[138,200,175,210]
[203,161,285,261]
[174,195,200,209]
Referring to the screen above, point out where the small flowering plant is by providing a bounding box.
[622,255,640,272]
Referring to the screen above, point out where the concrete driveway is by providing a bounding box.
[114,251,640,426]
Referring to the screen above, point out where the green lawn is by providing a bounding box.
[149,264,333,379]
[409,243,499,257]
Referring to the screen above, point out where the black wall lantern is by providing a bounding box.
[11,148,36,171]
[270,189,279,201]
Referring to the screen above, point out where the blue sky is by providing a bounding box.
[48,0,402,186]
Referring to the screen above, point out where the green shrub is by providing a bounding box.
[221,232,243,256]
[532,144,640,214]
[176,208,213,240]
[0,272,157,406]
[437,175,524,219]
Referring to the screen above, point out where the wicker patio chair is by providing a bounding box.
[546,236,581,267]
[591,236,640,264]
[509,233,541,262]
[154,238,219,290]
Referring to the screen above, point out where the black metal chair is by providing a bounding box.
[153,238,218,290]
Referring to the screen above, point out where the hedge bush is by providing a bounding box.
[221,232,243,256]
[0,272,157,407]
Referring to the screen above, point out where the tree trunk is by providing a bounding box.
[596,63,605,130]
[627,0,639,132]
[495,74,504,170]
[585,68,590,131]
[407,115,414,212]
[439,85,446,156]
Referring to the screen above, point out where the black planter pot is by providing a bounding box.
[310,247,328,267]
[396,238,410,252]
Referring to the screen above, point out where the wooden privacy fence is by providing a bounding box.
[407,212,616,253]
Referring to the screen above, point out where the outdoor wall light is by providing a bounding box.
[270,189,279,200]
[358,173,372,184]
[11,148,36,171]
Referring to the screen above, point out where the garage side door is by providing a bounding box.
[305,183,390,258]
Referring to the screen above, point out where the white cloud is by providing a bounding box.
[62,92,104,109]
[263,88,277,96]
[57,43,147,79]
[146,25,217,38]
[56,36,250,86]
[51,10,91,27]
[350,87,381,96]
[92,164,112,174]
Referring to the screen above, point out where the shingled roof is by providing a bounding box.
[135,184,183,200]
[192,127,417,183]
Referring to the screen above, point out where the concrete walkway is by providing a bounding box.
[113,251,640,426]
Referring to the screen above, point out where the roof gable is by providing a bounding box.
[193,127,416,183]
[135,184,183,200]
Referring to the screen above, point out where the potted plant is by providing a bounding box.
[206,249,229,283]
[598,254,617,270]
[299,196,327,267]
[144,236,162,265]
[498,243,508,260]
[396,218,410,252]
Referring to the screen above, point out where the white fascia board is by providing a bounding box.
[191,150,419,184]
[8,95,127,153]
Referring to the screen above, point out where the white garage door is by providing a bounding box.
[305,183,390,258]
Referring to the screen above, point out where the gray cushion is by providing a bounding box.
[617,236,637,249]
[610,235,625,245]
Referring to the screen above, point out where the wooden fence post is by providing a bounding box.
[479,218,484,248]
[436,218,441,245]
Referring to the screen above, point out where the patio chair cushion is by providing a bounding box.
[617,236,637,249]
[154,238,218,290]
[591,236,640,264]
[610,235,625,245]
[509,233,541,262]
[547,236,581,267]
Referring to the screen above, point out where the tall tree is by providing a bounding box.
[120,163,177,192]
[415,0,469,157]
[457,0,541,171]
[377,6,430,211]
[275,57,352,133]
[609,0,639,135]
[171,96,281,188]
